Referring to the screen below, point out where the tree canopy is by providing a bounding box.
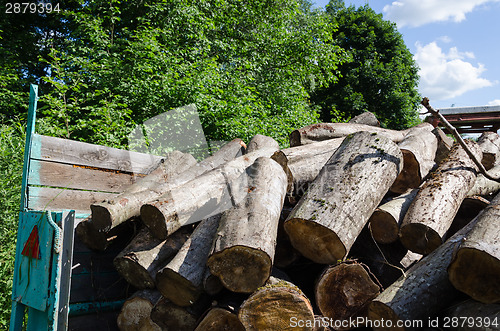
[310,0,421,129]
[0,0,421,149]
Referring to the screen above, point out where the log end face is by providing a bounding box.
[195,308,245,331]
[390,150,421,194]
[207,246,272,293]
[113,256,156,289]
[141,203,169,240]
[367,301,404,331]
[289,130,302,147]
[156,268,201,307]
[284,218,346,264]
[117,297,161,331]
[90,204,113,232]
[399,223,442,255]
[448,247,500,304]
[75,218,109,251]
[369,211,399,244]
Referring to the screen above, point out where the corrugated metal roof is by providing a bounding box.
[437,105,500,115]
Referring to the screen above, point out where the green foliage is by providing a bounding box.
[311,1,421,129]
[35,0,344,148]
[0,123,24,328]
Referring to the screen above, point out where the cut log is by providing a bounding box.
[238,276,315,331]
[289,122,409,147]
[284,131,403,264]
[440,300,500,331]
[467,164,500,197]
[448,192,500,304]
[315,261,381,329]
[150,297,210,331]
[350,226,422,289]
[432,127,454,164]
[91,150,197,232]
[113,226,192,289]
[75,216,138,251]
[477,131,500,170]
[369,188,418,244]
[446,196,489,240]
[390,124,437,193]
[116,289,162,331]
[245,134,279,154]
[348,111,380,127]
[141,135,280,240]
[194,308,245,331]
[203,269,224,296]
[399,140,482,255]
[91,139,245,232]
[281,138,344,200]
[207,157,287,293]
[367,210,484,330]
[155,215,220,307]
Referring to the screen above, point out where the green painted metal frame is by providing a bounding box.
[10,85,75,331]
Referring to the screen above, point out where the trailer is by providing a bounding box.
[10,84,159,330]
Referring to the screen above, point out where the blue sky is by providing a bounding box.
[313,0,500,109]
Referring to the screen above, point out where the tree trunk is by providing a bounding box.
[367,214,482,330]
[432,127,454,164]
[195,308,245,331]
[141,135,280,240]
[113,226,192,289]
[207,157,287,293]
[315,261,381,329]
[399,141,482,255]
[238,276,315,331]
[116,289,162,331]
[150,297,210,331]
[369,188,419,244]
[281,138,343,201]
[246,134,279,153]
[91,139,245,232]
[155,215,221,307]
[440,300,500,331]
[284,132,403,264]
[289,123,408,147]
[467,165,500,197]
[477,131,500,170]
[390,124,437,194]
[348,111,380,127]
[448,192,500,304]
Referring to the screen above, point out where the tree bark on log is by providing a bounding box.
[284,132,403,264]
[281,138,343,201]
[348,111,380,127]
[245,134,279,154]
[467,165,500,197]
[289,122,409,147]
[440,300,500,331]
[432,127,454,164]
[113,226,192,289]
[150,297,210,331]
[390,124,437,194]
[238,276,315,331]
[116,289,162,331]
[477,131,500,170]
[399,141,482,255]
[315,261,381,329]
[369,188,419,244]
[141,136,280,240]
[448,192,500,304]
[194,308,245,331]
[155,215,220,307]
[367,212,483,330]
[207,157,287,293]
[91,139,245,232]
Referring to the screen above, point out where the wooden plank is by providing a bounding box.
[28,160,136,193]
[32,134,163,174]
[27,187,117,215]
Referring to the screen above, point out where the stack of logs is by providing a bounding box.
[77,111,500,331]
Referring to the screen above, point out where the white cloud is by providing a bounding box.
[414,41,494,100]
[488,99,500,106]
[383,0,500,28]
